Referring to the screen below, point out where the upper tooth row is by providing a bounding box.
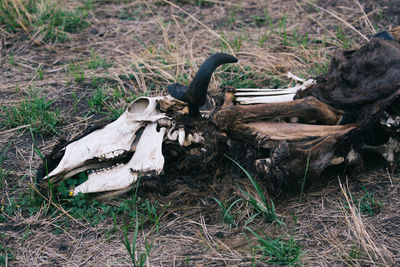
[98,150,125,161]
[87,163,123,175]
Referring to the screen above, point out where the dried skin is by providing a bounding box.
[212,37,400,193]
[213,96,345,142]
[213,96,357,193]
[295,38,400,123]
[247,122,355,142]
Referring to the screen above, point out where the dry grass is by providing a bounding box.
[1,0,400,266]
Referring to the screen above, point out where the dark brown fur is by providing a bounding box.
[212,37,400,194]
[295,38,400,124]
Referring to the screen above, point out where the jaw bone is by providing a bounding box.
[74,122,167,195]
[45,96,167,181]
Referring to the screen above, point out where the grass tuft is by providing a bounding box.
[0,0,89,42]
[0,243,15,266]
[88,51,112,69]
[226,155,283,224]
[213,197,241,227]
[247,228,304,265]
[344,185,383,216]
[0,146,10,192]
[0,88,61,135]
[120,179,154,267]
[86,84,132,120]
[67,64,86,83]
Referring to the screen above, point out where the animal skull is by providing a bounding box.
[39,53,237,196]
[73,121,168,195]
[42,96,192,195]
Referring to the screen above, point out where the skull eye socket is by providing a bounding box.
[128,97,150,113]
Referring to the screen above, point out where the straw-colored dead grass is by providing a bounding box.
[1,0,400,266]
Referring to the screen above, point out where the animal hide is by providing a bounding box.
[213,31,400,194]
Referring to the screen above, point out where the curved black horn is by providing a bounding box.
[168,53,238,116]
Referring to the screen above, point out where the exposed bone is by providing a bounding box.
[236,94,296,104]
[178,128,185,146]
[157,97,188,114]
[182,132,205,147]
[167,125,179,141]
[287,72,305,83]
[329,156,345,165]
[158,118,172,128]
[346,147,362,167]
[235,73,316,104]
[255,158,271,176]
[328,147,362,167]
[362,137,400,166]
[98,150,125,161]
[45,97,167,181]
[74,122,167,195]
[235,88,299,94]
[170,129,205,147]
[380,114,400,129]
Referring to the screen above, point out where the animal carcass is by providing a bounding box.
[38,28,400,197]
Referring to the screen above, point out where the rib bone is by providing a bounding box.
[235,73,316,104]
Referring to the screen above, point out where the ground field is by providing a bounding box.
[1,0,400,266]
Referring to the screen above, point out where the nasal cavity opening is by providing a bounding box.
[128,98,150,113]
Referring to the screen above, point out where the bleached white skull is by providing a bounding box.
[74,120,168,195]
[43,96,176,195]
[39,53,238,196]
